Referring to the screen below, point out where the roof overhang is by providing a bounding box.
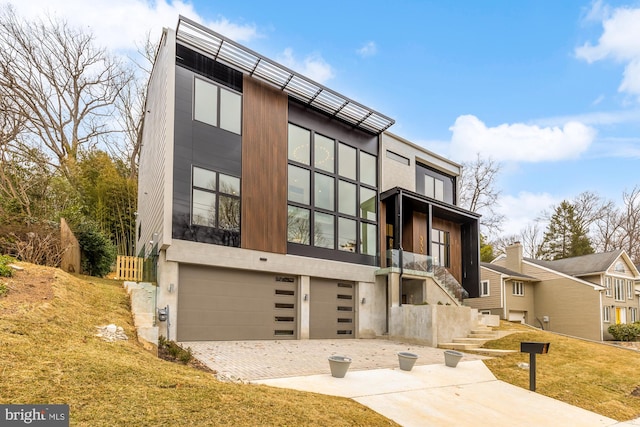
[175,16,395,134]
[380,187,481,224]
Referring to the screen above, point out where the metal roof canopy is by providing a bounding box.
[176,16,395,134]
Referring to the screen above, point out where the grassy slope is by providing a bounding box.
[0,265,397,426]
[481,324,640,421]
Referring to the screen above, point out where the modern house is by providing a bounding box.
[466,242,640,341]
[136,16,480,344]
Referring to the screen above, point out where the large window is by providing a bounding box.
[192,166,240,231]
[614,278,625,302]
[432,229,450,267]
[287,123,377,257]
[605,277,612,297]
[194,77,242,135]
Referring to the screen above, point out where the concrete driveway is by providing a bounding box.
[182,339,640,426]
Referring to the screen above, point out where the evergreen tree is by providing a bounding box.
[538,201,594,260]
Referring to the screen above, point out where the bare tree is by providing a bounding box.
[459,153,504,236]
[0,6,133,181]
[520,222,544,259]
[114,32,158,179]
[619,186,640,264]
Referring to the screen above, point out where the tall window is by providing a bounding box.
[424,175,444,201]
[605,277,612,297]
[480,280,490,297]
[287,123,377,257]
[193,77,242,135]
[512,281,524,296]
[631,307,638,323]
[603,305,610,323]
[627,280,633,299]
[432,229,450,267]
[192,166,240,231]
[614,278,625,302]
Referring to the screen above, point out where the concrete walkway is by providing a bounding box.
[183,339,640,426]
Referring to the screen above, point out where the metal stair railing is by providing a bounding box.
[433,265,469,305]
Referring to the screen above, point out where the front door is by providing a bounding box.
[615,307,626,324]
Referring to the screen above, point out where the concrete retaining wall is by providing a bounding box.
[123,281,158,352]
[389,305,473,347]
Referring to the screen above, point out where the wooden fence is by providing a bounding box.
[115,256,143,281]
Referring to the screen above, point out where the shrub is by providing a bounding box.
[608,323,640,341]
[75,223,115,277]
[158,336,193,365]
[0,255,15,277]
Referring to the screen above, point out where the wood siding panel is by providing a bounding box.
[432,217,462,284]
[241,77,288,253]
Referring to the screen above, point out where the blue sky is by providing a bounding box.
[14,0,640,236]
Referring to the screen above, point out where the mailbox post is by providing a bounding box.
[520,342,550,392]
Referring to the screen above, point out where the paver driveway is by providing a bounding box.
[181,338,487,381]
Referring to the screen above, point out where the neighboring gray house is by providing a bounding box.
[136,16,481,344]
[466,243,640,341]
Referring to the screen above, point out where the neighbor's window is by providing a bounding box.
[631,307,638,323]
[614,278,625,302]
[603,306,610,323]
[193,77,242,135]
[627,280,633,299]
[480,280,490,297]
[605,277,612,297]
[192,166,240,231]
[512,281,524,296]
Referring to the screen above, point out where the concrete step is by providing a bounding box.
[465,348,518,356]
[438,342,481,351]
[468,331,499,339]
[453,337,490,344]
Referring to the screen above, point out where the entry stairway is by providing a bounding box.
[438,323,518,356]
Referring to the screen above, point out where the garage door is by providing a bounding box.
[310,279,355,339]
[508,310,525,324]
[177,266,297,341]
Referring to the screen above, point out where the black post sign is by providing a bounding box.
[520,342,550,392]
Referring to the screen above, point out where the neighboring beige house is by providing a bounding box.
[466,242,640,341]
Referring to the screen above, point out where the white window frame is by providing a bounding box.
[512,281,524,296]
[627,280,633,300]
[603,305,610,323]
[480,280,490,297]
[631,307,638,323]
[605,276,612,297]
[614,278,625,302]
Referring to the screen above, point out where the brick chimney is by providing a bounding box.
[506,241,523,273]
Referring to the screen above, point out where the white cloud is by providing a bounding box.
[277,48,335,84]
[576,3,640,97]
[532,109,640,127]
[496,192,559,237]
[8,0,258,52]
[357,41,377,58]
[449,115,596,162]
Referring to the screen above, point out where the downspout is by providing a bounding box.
[502,275,507,320]
[599,287,604,341]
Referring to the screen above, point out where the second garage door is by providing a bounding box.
[309,279,355,339]
[177,266,297,341]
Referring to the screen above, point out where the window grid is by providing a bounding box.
[614,278,625,302]
[512,281,524,296]
[192,166,240,231]
[480,280,490,297]
[627,280,633,299]
[603,306,610,323]
[193,77,242,135]
[605,277,612,297]
[287,123,377,256]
